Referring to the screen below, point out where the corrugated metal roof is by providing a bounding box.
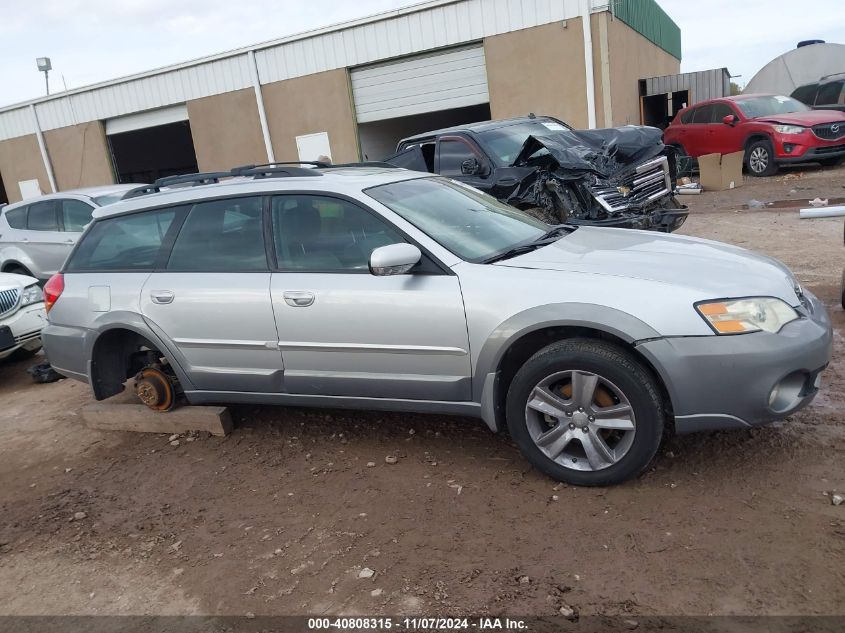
[0,0,590,142]
[643,68,731,103]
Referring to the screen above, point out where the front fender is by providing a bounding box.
[474,303,662,431]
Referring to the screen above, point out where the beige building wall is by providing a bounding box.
[604,15,681,126]
[44,121,114,191]
[262,69,359,163]
[484,19,590,129]
[0,134,51,204]
[187,88,269,171]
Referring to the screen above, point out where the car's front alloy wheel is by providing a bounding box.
[745,140,778,177]
[506,339,664,486]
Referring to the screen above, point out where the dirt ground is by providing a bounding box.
[1,164,843,619]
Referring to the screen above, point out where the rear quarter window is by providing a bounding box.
[4,206,27,229]
[66,209,179,271]
[791,84,818,105]
[679,108,695,124]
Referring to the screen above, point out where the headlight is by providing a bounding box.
[20,284,42,306]
[696,297,798,334]
[773,125,805,135]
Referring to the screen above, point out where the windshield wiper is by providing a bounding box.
[535,224,572,242]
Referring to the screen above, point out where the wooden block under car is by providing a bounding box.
[80,400,232,436]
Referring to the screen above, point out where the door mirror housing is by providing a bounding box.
[722,114,738,126]
[369,243,422,276]
[460,157,482,176]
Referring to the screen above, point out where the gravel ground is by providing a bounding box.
[0,164,843,618]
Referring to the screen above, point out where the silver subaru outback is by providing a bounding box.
[41,165,832,486]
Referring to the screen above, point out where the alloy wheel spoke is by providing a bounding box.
[591,403,635,430]
[526,385,570,419]
[535,424,575,459]
[581,429,616,469]
[570,371,598,409]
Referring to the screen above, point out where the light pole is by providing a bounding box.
[36,57,52,95]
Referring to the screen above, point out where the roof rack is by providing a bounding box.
[121,159,395,200]
[819,71,845,80]
[322,161,401,169]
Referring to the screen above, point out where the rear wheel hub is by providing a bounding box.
[134,367,176,411]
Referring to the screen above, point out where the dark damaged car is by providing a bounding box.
[385,115,688,232]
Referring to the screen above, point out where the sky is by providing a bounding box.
[1,0,844,107]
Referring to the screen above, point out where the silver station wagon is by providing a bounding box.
[41,164,833,485]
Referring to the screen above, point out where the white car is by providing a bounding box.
[0,272,46,361]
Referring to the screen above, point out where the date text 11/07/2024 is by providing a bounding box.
[307,617,529,630]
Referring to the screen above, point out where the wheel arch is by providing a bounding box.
[474,304,674,433]
[86,317,192,401]
[743,133,772,150]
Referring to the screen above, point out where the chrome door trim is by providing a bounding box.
[172,337,277,350]
[276,340,468,355]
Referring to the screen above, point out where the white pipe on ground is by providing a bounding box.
[799,206,845,219]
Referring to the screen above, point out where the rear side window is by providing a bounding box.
[167,197,265,271]
[4,206,27,229]
[791,84,818,105]
[61,200,95,232]
[27,201,59,231]
[67,209,178,271]
[816,80,844,105]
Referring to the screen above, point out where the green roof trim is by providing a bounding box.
[612,0,682,61]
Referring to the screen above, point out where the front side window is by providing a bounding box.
[708,103,735,122]
[272,195,404,271]
[438,139,478,177]
[167,197,265,271]
[366,177,547,263]
[27,201,59,231]
[66,209,178,271]
[62,200,95,232]
[4,206,27,229]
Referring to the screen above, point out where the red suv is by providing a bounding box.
[664,94,845,176]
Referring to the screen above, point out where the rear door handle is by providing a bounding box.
[283,291,315,307]
[64,239,74,244]
[150,290,174,304]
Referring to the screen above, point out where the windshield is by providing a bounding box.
[735,96,810,118]
[478,120,571,164]
[366,177,548,263]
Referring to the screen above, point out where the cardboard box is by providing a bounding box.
[698,151,744,191]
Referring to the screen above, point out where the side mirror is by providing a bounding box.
[369,243,422,276]
[722,114,738,126]
[461,158,481,176]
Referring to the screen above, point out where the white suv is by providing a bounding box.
[0,184,142,280]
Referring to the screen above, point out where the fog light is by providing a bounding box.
[783,143,795,154]
[768,371,808,413]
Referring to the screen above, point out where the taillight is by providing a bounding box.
[43,273,64,313]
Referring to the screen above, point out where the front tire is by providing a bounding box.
[745,139,778,177]
[506,339,664,486]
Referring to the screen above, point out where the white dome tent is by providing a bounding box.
[744,42,845,95]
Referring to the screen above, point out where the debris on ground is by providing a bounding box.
[832,494,844,506]
[746,199,771,209]
[27,362,65,384]
[358,568,375,579]
[384,456,398,465]
[808,197,829,207]
[72,512,87,521]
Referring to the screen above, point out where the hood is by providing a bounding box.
[755,110,845,126]
[0,272,38,291]
[495,227,799,303]
[513,126,666,178]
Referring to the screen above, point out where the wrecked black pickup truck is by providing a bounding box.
[384,115,688,232]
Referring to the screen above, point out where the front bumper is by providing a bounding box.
[568,206,689,233]
[0,303,46,360]
[637,289,833,434]
[773,133,845,163]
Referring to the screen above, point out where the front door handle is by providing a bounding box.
[283,291,315,307]
[64,239,74,244]
[150,290,174,305]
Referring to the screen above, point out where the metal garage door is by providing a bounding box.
[105,104,189,135]
[351,45,489,123]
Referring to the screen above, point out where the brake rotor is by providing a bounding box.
[134,366,176,411]
[558,380,616,407]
